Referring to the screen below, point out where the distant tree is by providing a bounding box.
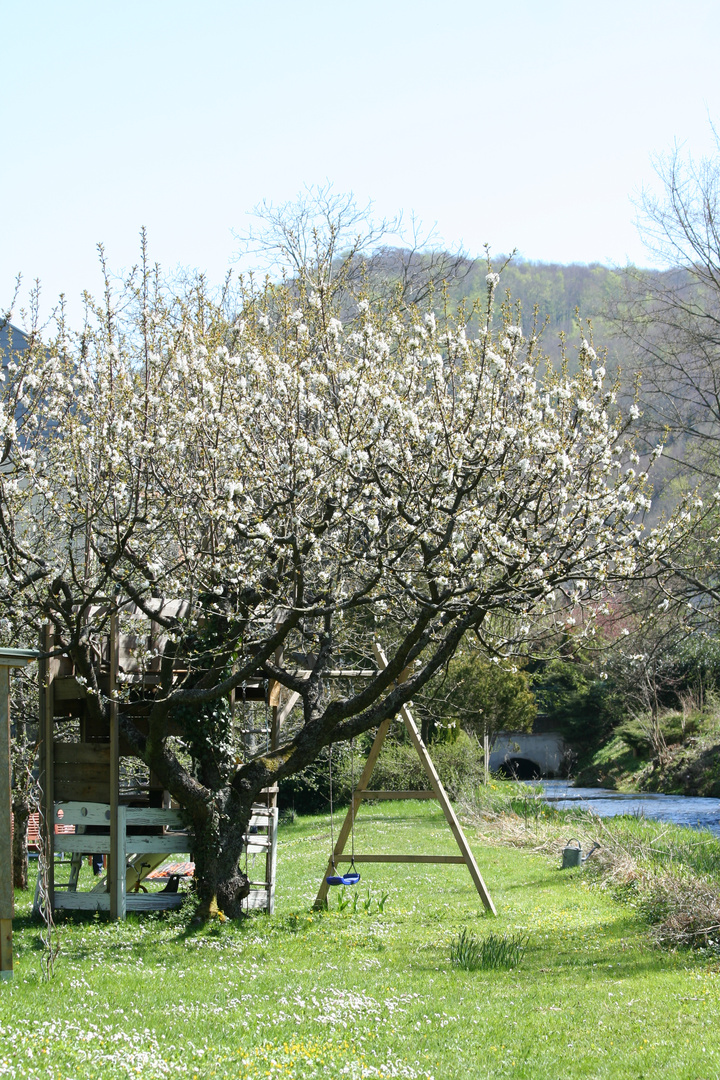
[533,654,622,749]
[616,136,720,480]
[610,133,720,614]
[416,652,535,743]
[236,184,476,309]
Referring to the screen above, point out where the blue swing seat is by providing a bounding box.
[326,867,361,887]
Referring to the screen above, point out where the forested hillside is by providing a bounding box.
[448,257,631,367]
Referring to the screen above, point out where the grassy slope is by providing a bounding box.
[2,801,720,1080]
[574,735,650,791]
[575,729,720,797]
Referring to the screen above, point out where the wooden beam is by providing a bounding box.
[273,690,301,746]
[335,854,465,864]
[0,919,11,980]
[0,667,12,981]
[54,891,185,913]
[359,790,435,800]
[55,832,191,855]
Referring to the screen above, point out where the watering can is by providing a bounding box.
[561,839,600,869]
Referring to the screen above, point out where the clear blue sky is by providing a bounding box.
[3,0,720,322]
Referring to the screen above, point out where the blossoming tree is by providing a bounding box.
[0,236,681,916]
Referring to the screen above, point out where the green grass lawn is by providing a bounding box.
[3,800,720,1079]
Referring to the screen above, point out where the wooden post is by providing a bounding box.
[38,627,55,912]
[0,666,12,982]
[484,733,490,786]
[0,649,39,982]
[108,612,124,920]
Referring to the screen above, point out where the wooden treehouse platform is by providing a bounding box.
[37,616,279,920]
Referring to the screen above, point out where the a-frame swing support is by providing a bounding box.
[313,643,496,914]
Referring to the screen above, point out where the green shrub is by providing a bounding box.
[279,726,487,813]
[357,730,485,799]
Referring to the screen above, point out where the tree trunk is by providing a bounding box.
[12,797,30,891]
[190,801,252,920]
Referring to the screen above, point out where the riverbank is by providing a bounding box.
[466,781,720,949]
[4,799,720,1079]
[573,715,720,797]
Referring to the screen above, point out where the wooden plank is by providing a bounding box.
[52,678,87,702]
[248,814,273,829]
[245,890,271,910]
[359,790,435,800]
[55,833,192,855]
[0,666,11,980]
[266,807,278,914]
[111,805,126,919]
[58,889,186,913]
[314,714,394,909]
[55,801,111,826]
[124,807,186,827]
[55,835,111,854]
[55,803,186,829]
[54,779,111,803]
[273,690,300,748]
[126,892,184,911]
[53,891,111,911]
[335,854,466,864]
[373,642,497,915]
[125,833,193,853]
[55,762,109,785]
[54,743,111,765]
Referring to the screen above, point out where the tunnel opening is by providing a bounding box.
[497,757,542,781]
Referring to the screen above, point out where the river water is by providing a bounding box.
[537,779,720,837]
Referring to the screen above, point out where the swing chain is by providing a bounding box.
[328,743,335,870]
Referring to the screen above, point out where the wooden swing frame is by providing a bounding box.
[312,643,496,914]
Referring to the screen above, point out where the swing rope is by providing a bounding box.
[344,737,360,885]
[326,739,361,887]
[329,743,336,870]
